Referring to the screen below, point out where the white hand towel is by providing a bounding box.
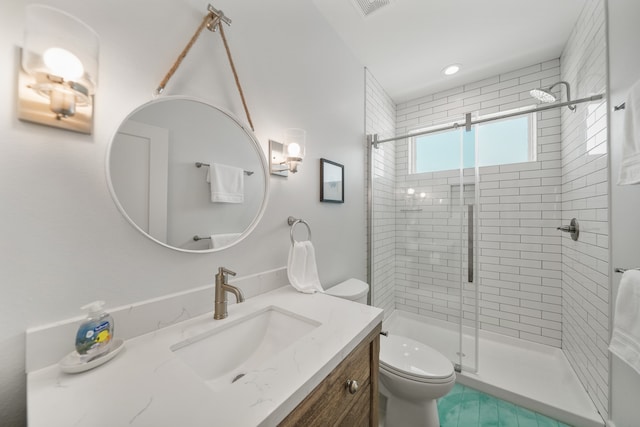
[209,233,241,249]
[287,241,324,294]
[618,79,640,185]
[609,269,640,376]
[205,163,244,203]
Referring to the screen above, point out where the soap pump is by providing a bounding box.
[75,301,114,361]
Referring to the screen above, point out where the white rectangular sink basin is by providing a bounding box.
[171,306,320,391]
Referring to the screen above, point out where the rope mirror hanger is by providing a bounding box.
[155,4,254,131]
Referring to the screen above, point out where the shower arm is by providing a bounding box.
[548,81,576,111]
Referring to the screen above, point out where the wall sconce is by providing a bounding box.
[18,4,99,134]
[269,128,306,177]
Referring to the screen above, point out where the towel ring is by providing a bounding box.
[288,216,312,245]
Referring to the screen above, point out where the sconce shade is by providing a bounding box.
[284,128,306,161]
[22,4,99,93]
[43,47,85,81]
[268,129,306,176]
[18,4,99,133]
[287,142,302,157]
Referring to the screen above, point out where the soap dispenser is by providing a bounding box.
[75,301,114,361]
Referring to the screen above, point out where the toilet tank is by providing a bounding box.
[325,278,369,304]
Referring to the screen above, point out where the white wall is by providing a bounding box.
[0,1,366,425]
[559,0,610,417]
[608,0,640,425]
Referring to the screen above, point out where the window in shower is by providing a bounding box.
[410,110,536,174]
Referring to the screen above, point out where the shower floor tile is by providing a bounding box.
[438,383,572,427]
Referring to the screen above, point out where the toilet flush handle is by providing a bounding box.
[346,379,359,395]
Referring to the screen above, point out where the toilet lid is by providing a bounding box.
[324,278,369,300]
[380,335,454,380]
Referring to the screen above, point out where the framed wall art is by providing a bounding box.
[320,158,344,203]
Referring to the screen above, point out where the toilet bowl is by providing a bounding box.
[379,334,456,427]
[323,278,369,304]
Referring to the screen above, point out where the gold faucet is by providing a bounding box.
[214,267,244,319]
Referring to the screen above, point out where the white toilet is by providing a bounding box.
[323,278,369,304]
[325,279,454,427]
[379,334,456,427]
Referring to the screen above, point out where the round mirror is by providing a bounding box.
[107,96,269,252]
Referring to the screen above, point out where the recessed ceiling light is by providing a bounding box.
[442,64,461,76]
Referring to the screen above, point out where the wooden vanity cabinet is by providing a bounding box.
[279,323,382,427]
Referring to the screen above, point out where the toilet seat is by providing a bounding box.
[381,364,455,384]
[380,335,455,383]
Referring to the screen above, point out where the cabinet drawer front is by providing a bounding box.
[279,338,372,426]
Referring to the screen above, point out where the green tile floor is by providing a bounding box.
[437,384,572,427]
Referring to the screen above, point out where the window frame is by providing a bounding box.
[408,107,537,175]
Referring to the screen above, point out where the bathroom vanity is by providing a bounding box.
[280,323,381,426]
[26,286,383,426]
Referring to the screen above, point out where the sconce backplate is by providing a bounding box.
[269,139,289,177]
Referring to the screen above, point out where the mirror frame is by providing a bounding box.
[106,95,270,253]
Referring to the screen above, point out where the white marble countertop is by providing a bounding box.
[27,286,383,427]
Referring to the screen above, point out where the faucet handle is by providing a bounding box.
[218,267,237,277]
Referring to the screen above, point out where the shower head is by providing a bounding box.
[529,88,557,103]
[529,81,576,111]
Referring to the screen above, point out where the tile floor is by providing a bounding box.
[438,384,572,427]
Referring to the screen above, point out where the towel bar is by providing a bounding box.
[193,235,211,241]
[615,267,640,273]
[195,162,254,176]
[288,216,312,245]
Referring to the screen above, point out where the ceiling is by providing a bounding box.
[312,0,587,103]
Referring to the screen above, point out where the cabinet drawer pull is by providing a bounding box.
[346,379,359,394]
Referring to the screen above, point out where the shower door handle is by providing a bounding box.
[468,204,473,283]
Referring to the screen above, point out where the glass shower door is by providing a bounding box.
[453,125,479,374]
[409,123,479,374]
[438,128,479,372]
[369,117,480,375]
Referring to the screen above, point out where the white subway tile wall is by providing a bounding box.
[365,69,396,317]
[560,0,609,418]
[393,59,564,347]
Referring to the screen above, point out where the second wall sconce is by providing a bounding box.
[18,4,99,134]
[269,128,306,177]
